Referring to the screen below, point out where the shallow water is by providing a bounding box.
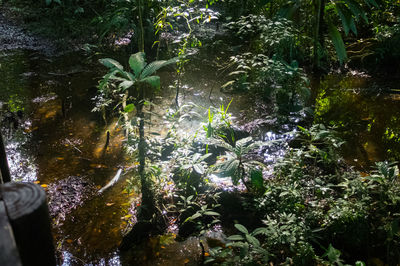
[314,72,400,169]
[0,49,133,264]
[0,48,273,264]
[2,47,399,265]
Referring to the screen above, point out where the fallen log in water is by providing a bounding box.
[98,168,123,194]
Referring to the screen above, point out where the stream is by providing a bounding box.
[0,47,273,265]
[1,12,400,266]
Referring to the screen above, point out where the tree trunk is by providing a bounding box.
[138,0,145,53]
[313,0,326,74]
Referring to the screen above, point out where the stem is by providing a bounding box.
[137,85,154,221]
[138,0,145,53]
[122,91,129,136]
[175,8,193,108]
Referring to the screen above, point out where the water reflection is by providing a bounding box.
[314,74,400,168]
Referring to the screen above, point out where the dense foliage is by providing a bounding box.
[2,0,400,264]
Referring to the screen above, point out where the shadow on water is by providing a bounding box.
[0,49,135,265]
[314,72,400,169]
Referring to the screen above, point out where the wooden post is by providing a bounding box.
[0,131,11,183]
[1,182,56,266]
[0,201,22,266]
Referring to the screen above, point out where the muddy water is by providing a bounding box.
[0,50,134,264]
[314,72,400,169]
[0,48,266,265]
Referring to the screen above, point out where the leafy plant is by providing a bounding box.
[223,52,310,115]
[97,52,177,221]
[97,52,177,130]
[212,136,266,191]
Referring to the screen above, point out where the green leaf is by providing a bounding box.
[215,157,239,178]
[199,153,213,162]
[245,234,260,247]
[140,76,161,90]
[227,235,244,241]
[193,164,205,175]
[99,58,124,70]
[336,4,357,36]
[250,169,264,190]
[252,227,268,236]
[45,0,52,5]
[184,212,201,223]
[203,211,220,216]
[129,52,146,77]
[327,21,347,65]
[141,57,178,78]
[119,80,134,90]
[124,104,135,113]
[235,224,249,234]
[346,0,368,22]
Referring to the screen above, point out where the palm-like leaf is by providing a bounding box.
[328,21,347,64]
[140,57,179,79]
[129,52,146,77]
[99,58,124,70]
[336,4,357,36]
[119,80,134,90]
[140,76,161,91]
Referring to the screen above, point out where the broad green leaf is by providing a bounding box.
[184,212,201,223]
[99,58,124,70]
[227,235,244,241]
[235,224,249,234]
[129,52,146,77]
[141,76,161,90]
[119,80,134,90]
[215,157,239,177]
[250,169,264,190]
[46,0,52,5]
[124,104,135,113]
[245,234,260,247]
[141,57,179,78]
[327,21,347,65]
[236,137,253,147]
[252,227,268,236]
[193,164,205,175]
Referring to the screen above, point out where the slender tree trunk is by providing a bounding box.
[138,0,145,53]
[313,0,325,73]
[311,0,326,107]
